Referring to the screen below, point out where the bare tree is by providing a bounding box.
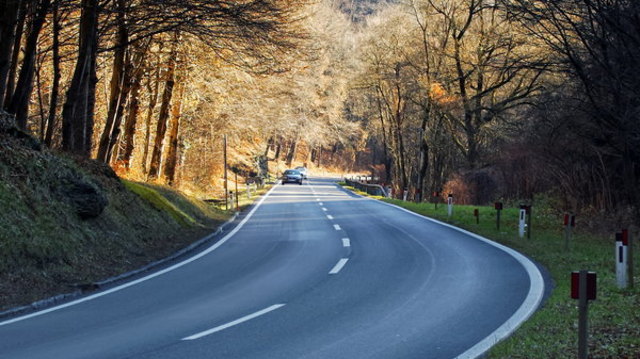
[61,0,99,156]
[7,0,51,129]
[0,0,24,110]
[504,0,640,212]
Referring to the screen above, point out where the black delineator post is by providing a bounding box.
[494,202,503,231]
[564,214,576,251]
[474,208,479,224]
[571,270,597,359]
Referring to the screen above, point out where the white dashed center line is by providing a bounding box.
[327,215,334,220]
[333,224,341,231]
[182,304,286,341]
[329,258,349,274]
[342,238,351,247]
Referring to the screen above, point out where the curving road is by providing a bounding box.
[0,178,544,359]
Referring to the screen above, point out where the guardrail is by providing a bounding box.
[344,178,388,197]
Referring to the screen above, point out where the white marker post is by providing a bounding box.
[616,231,629,289]
[447,194,453,218]
[229,191,235,211]
[403,189,408,201]
[518,207,527,238]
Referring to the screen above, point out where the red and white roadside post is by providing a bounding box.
[403,188,409,201]
[564,213,576,251]
[447,194,454,218]
[518,205,527,238]
[571,270,597,359]
[616,230,629,289]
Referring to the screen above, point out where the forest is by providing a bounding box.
[1,0,638,221]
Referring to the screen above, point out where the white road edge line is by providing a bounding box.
[361,196,545,359]
[0,185,281,327]
[333,224,341,231]
[329,258,349,275]
[182,304,286,341]
[341,238,351,247]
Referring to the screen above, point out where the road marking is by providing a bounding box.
[182,304,286,341]
[342,238,351,247]
[327,215,334,220]
[0,185,281,327]
[319,202,324,206]
[333,224,341,231]
[329,258,349,274]
[368,199,545,359]
[322,207,328,211]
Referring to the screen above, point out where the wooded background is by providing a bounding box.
[1,0,638,219]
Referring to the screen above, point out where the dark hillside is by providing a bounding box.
[0,112,228,312]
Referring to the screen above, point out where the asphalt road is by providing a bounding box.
[0,178,544,359]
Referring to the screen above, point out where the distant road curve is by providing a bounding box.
[0,177,544,359]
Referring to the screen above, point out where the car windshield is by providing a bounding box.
[284,170,299,175]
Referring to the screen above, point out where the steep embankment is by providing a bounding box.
[0,113,229,312]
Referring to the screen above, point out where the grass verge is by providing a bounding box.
[123,180,200,227]
[343,185,639,358]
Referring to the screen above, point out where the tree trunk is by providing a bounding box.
[62,0,99,156]
[44,1,61,148]
[148,35,178,179]
[416,106,431,202]
[264,136,273,157]
[2,0,26,110]
[7,0,50,129]
[286,140,297,166]
[274,141,281,161]
[35,56,46,140]
[316,146,322,168]
[118,47,146,167]
[97,0,128,163]
[141,61,161,174]
[162,75,184,185]
[0,0,22,109]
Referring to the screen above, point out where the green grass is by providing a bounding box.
[352,192,639,358]
[206,184,273,213]
[123,180,201,227]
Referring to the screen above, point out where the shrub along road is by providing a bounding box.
[0,178,544,359]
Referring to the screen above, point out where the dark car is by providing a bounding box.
[282,169,303,185]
